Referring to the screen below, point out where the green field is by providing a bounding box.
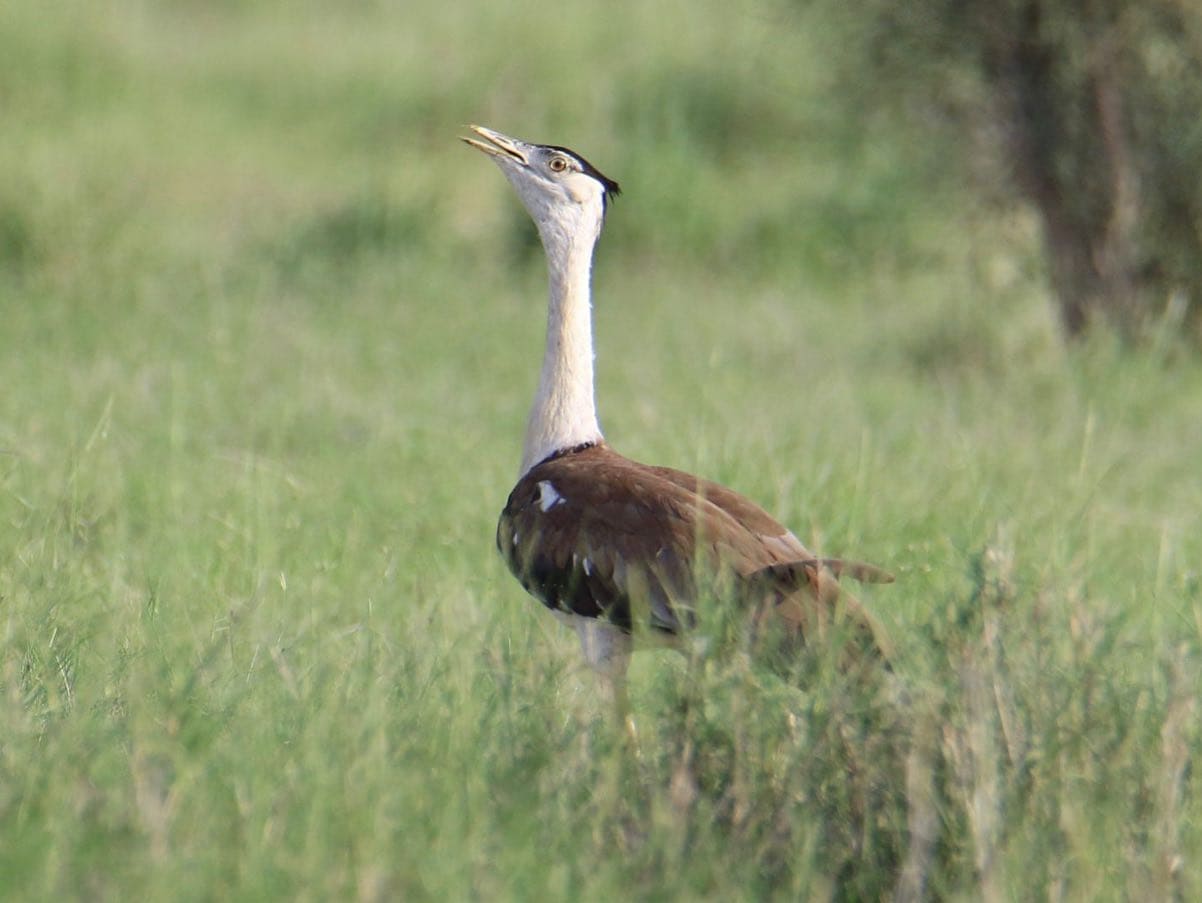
[3,1,1201,899]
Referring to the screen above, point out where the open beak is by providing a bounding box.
[461,124,530,166]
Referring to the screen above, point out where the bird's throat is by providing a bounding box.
[520,236,602,476]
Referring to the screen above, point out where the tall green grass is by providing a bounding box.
[2,0,1200,898]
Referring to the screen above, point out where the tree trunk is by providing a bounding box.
[981,0,1143,339]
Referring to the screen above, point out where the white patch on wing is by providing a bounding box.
[582,557,592,576]
[536,480,566,512]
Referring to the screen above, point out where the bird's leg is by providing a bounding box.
[573,618,639,754]
[669,635,710,813]
[609,671,640,755]
[667,648,705,816]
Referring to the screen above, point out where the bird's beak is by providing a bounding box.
[461,125,530,166]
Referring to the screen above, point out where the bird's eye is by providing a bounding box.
[549,155,569,173]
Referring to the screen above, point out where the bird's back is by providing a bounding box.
[496,443,892,659]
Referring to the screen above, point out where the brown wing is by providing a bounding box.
[648,463,895,584]
[647,464,807,547]
[497,445,736,637]
[496,443,891,655]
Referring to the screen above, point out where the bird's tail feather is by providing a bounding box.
[750,557,894,589]
[746,557,896,663]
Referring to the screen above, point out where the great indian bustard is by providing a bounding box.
[463,124,893,709]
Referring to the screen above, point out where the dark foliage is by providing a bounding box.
[812,0,1202,345]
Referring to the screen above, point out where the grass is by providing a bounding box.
[2,0,1201,898]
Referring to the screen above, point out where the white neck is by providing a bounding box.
[519,220,604,476]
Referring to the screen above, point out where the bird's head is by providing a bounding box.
[462,125,620,248]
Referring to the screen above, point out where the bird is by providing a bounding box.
[462,124,893,715]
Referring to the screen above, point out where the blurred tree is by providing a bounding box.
[821,0,1202,343]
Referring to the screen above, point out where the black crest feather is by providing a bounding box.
[543,144,621,207]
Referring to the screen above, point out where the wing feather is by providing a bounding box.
[497,444,891,656]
